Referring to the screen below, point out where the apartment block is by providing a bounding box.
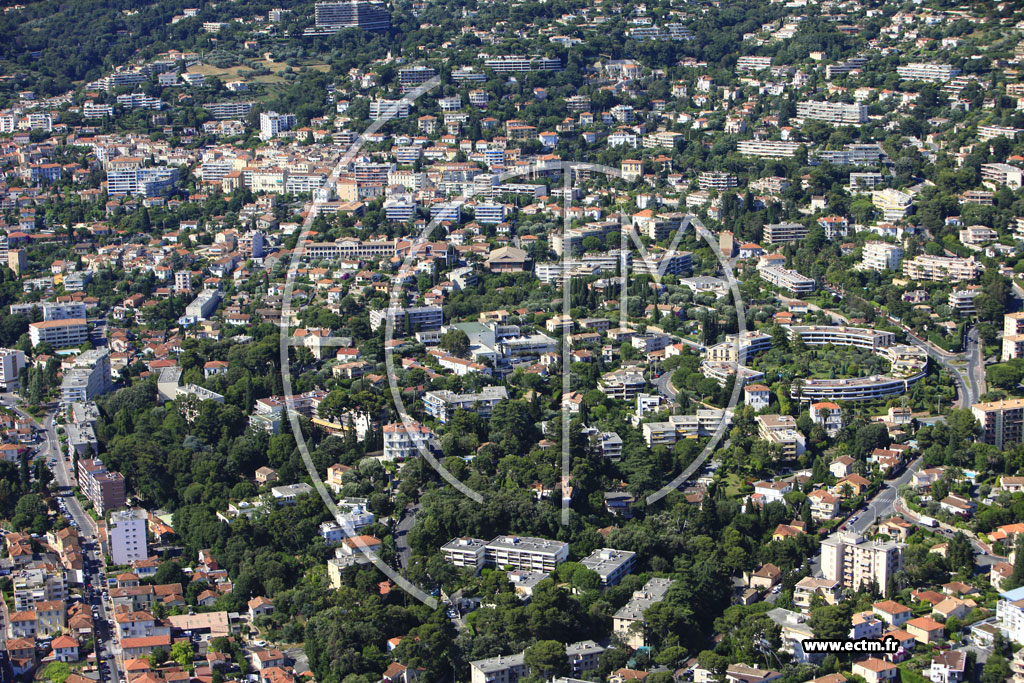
[382,421,436,461]
[756,414,806,458]
[737,140,802,158]
[109,508,148,566]
[613,578,674,648]
[796,100,868,125]
[0,348,26,390]
[757,264,816,295]
[860,242,903,272]
[61,349,113,403]
[981,163,1023,189]
[820,532,903,596]
[369,305,443,333]
[973,399,1024,450]
[903,254,980,282]
[872,188,913,221]
[422,386,508,423]
[764,222,808,243]
[78,457,126,516]
[896,63,961,82]
[29,318,89,349]
[313,1,391,31]
[442,535,569,573]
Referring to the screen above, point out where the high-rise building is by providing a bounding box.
[109,508,148,565]
[259,111,296,140]
[77,458,126,516]
[313,1,391,31]
[973,399,1024,450]
[0,348,25,390]
[820,532,903,596]
[61,349,113,403]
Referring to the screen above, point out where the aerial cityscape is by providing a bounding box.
[3,0,1024,682]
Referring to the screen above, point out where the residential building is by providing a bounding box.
[579,548,637,586]
[903,254,980,282]
[109,508,148,566]
[896,63,961,82]
[861,242,903,272]
[613,578,674,648]
[313,1,391,31]
[61,349,113,403]
[29,318,89,348]
[820,532,903,596]
[973,399,1024,449]
[797,101,868,124]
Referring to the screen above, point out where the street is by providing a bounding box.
[846,456,924,535]
[395,503,419,569]
[1,395,119,682]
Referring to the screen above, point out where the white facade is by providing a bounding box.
[109,508,148,566]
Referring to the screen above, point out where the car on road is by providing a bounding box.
[849,516,858,522]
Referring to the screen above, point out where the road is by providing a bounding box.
[1,396,117,680]
[395,503,419,569]
[964,326,986,403]
[0,394,96,536]
[846,456,924,535]
[654,371,678,400]
[776,294,850,324]
[904,332,975,408]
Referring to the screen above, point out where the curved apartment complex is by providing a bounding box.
[700,325,927,402]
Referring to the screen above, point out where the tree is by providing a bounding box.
[43,662,70,683]
[697,651,729,683]
[946,532,974,575]
[808,603,852,641]
[981,655,1010,683]
[523,640,567,680]
[171,640,195,672]
[438,329,470,357]
[1008,535,1024,590]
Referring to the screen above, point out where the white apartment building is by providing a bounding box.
[10,301,87,321]
[0,348,26,390]
[860,242,903,272]
[757,264,816,294]
[981,163,1023,189]
[369,305,443,333]
[642,410,730,447]
[61,349,113,403]
[259,111,296,140]
[29,318,89,349]
[422,386,508,423]
[796,100,868,124]
[382,421,435,460]
[442,535,569,573]
[903,254,980,282]
[997,586,1024,644]
[737,140,802,158]
[580,548,637,586]
[820,532,903,596]
[896,63,961,82]
[109,508,148,565]
[872,188,913,221]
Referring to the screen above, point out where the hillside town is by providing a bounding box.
[5,0,1024,682]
